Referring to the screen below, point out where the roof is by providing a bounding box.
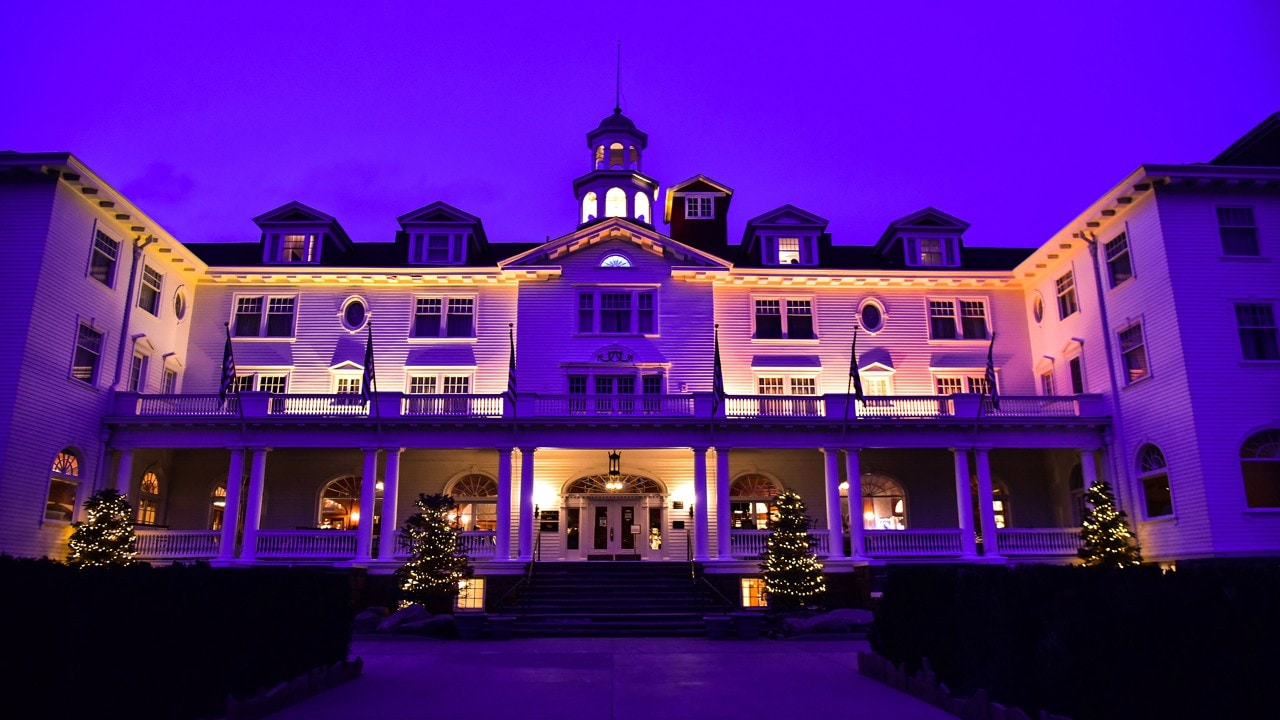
[1210,112,1280,166]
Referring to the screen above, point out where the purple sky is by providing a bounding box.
[4,3,1278,250]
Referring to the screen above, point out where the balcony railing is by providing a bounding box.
[853,396,948,418]
[395,530,498,559]
[996,528,1082,556]
[533,394,695,417]
[135,528,220,560]
[729,529,830,558]
[863,529,964,557]
[726,395,825,418]
[403,394,504,418]
[255,529,357,559]
[269,394,369,416]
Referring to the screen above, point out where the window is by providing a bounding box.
[778,238,801,265]
[72,323,104,384]
[127,353,148,392]
[1218,207,1259,256]
[320,475,375,530]
[757,377,785,395]
[861,474,906,530]
[448,474,498,531]
[859,301,884,333]
[755,374,819,398]
[277,233,317,262]
[161,368,178,394]
[1137,445,1172,518]
[335,376,363,395]
[1104,233,1133,288]
[928,299,988,340]
[1118,323,1149,384]
[566,372,665,414]
[1068,356,1084,394]
[1032,294,1045,324]
[906,237,956,266]
[1242,429,1280,508]
[635,192,650,223]
[730,474,780,529]
[46,450,81,522]
[1236,303,1280,361]
[686,196,714,219]
[456,578,486,610]
[1040,371,1055,396]
[173,287,188,321]
[1056,271,1078,319]
[410,233,465,264]
[233,296,295,337]
[137,265,162,315]
[137,471,160,525]
[581,192,597,223]
[342,297,368,331]
[210,485,227,531]
[232,373,288,393]
[89,230,120,287]
[741,578,767,608]
[605,187,627,218]
[577,289,656,334]
[600,253,631,268]
[412,296,475,338]
[754,298,816,340]
[934,375,990,394]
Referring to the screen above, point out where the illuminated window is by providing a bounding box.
[275,233,317,263]
[753,298,815,339]
[1118,322,1149,384]
[456,578,486,610]
[46,450,81,523]
[1241,429,1280,508]
[89,229,120,287]
[137,471,160,525]
[778,237,801,265]
[581,192,598,223]
[600,253,631,268]
[1056,271,1078,319]
[1104,233,1133,287]
[594,145,605,168]
[608,143,625,168]
[1217,207,1259,256]
[210,485,227,531]
[634,192,650,223]
[741,578,767,608]
[1137,445,1172,518]
[906,237,957,267]
[138,265,162,316]
[861,475,906,530]
[412,296,474,338]
[320,475,380,530]
[232,295,295,337]
[605,187,627,218]
[447,474,498,531]
[729,474,780,529]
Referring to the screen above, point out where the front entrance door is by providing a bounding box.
[585,498,657,559]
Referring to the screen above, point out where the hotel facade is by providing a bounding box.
[2,110,1277,605]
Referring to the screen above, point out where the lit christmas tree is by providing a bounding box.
[1078,480,1143,568]
[760,490,826,609]
[67,488,138,568]
[395,493,474,612]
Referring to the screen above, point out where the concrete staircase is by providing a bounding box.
[503,562,735,637]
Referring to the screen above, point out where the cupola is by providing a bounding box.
[572,107,660,228]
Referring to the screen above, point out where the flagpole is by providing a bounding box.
[364,321,381,436]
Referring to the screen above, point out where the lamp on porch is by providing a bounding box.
[606,450,623,491]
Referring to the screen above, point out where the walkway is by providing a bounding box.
[268,635,953,720]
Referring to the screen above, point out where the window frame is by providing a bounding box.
[1137,444,1173,519]
[45,450,82,524]
[1118,321,1150,385]
[904,236,959,268]
[231,371,290,394]
[409,232,467,265]
[1241,429,1280,509]
[137,264,163,316]
[410,295,477,340]
[231,294,297,339]
[1217,206,1260,257]
[406,371,475,395]
[268,232,320,264]
[1103,231,1134,289]
[752,296,818,341]
[752,371,820,396]
[685,195,715,220]
[1056,270,1079,319]
[927,297,990,341]
[576,288,657,336]
[161,367,178,394]
[71,321,106,386]
[1235,302,1280,361]
[933,373,993,395]
[127,352,149,392]
[88,228,121,288]
[858,299,886,333]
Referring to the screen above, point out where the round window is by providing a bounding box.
[173,288,187,321]
[859,301,884,333]
[342,298,367,330]
[1032,294,1045,324]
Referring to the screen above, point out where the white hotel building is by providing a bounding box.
[1,109,1277,604]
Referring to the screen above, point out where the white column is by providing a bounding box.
[495,447,513,560]
[693,447,710,561]
[844,448,865,560]
[376,448,403,561]
[517,446,536,561]
[822,448,847,559]
[974,447,1001,559]
[239,448,269,561]
[217,448,245,562]
[112,449,134,495]
[953,448,978,558]
[1080,448,1099,492]
[714,446,731,559]
[355,448,381,562]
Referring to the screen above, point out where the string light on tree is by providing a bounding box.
[1077,480,1143,568]
[395,492,474,611]
[760,490,827,609]
[67,488,138,568]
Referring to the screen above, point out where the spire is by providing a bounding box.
[615,40,621,113]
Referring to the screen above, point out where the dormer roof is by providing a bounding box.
[252,201,353,248]
[664,174,734,224]
[396,201,488,243]
[874,207,970,253]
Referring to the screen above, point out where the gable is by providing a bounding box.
[499,218,731,269]
[744,204,829,229]
[252,201,335,226]
[397,201,481,227]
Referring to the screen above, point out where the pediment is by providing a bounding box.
[252,201,335,226]
[744,204,829,229]
[397,201,481,228]
[885,206,970,233]
[499,218,731,269]
[668,174,734,195]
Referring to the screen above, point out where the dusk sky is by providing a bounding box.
[4,2,1278,250]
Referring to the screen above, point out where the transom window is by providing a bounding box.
[1217,207,1259,256]
[89,229,120,287]
[1138,444,1172,518]
[137,265,163,316]
[729,474,780,529]
[1104,233,1134,288]
[686,196,714,219]
[233,296,295,338]
[1241,429,1280,508]
[320,475,379,530]
[565,474,663,494]
[1056,271,1079,319]
[928,299,988,340]
[46,450,81,522]
[413,296,475,338]
[72,322,105,384]
[1236,303,1280,361]
[600,254,631,268]
[754,298,815,340]
[447,474,498,531]
[577,289,655,334]
[1118,322,1149,384]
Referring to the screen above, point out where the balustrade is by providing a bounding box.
[996,528,1083,555]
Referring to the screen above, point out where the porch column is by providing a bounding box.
[844,448,865,560]
[355,448,382,562]
[693,446,710,561]
[517,446,536,561]
[217,448,246,562]
[714,446,731,559]
[953,448,978,558]
[376,448,404,561]
[1080,448,1099,492]
[112,448,133,495]
[821,448,847,559]
[239,448,270,561]
[495,447,513,560]
[974,447,1001,559]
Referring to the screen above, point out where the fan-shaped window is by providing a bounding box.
[730,474,780,529]
[605,188,627,218]
[320,475,381,530]
[634,192,650,224]
[210,485,226,531]
[137,471,161,525]
[1138,444,1172,518]
[600,253,631,268]
[1242,429,1280,508]
[862,474,906,530]
[446,473,498,531]
[46,450,81,522]
[581,191,598,223]
[566,474,664,495]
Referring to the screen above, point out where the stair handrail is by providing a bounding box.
[697,574,737,612]
[494,574,527,612]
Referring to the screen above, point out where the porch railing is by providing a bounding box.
[725,395,826,418]
[269,394,369,416]
[864,529,964,557]
[255,529,357,559]
[981,396,1082,417]
[996,528,1083,556]
[728,529,830,558]
[402,394,504,418]
[135,395,239,416]
[394,530,498,559]
[854,396,948,418]
[135,529,220,560]
[533,394,695,417]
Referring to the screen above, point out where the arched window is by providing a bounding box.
[581,192,598,223]
[600,253,631,268]
[137,471,161,525]
[729,474,780,529]
[608,142,624,169]
[210,485,226,531]
[1242,429,1280,508]
[565,474,664,494]
[628,145,640,170]
[862,474,906,530]
[1138,444,1173,517]
[46,449,81,522]
[320,475,380,530]
[595,145,605,168]
[447,473,499,531]
[634,192,650,224]
[604,188,627,218]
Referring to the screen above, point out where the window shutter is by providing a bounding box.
[268,234,281,262]
[763,236,776,265]
[803,236,817,265]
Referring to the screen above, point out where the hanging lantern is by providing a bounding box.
[606,450,623,491]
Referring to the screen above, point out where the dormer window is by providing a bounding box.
[410,233,466,264]
[778,238,801,265]
[686,196,714,219]
[906,237,958,267]
[269,233,319,263]
[760,235,815,266]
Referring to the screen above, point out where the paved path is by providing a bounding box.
[269,635,953,720]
